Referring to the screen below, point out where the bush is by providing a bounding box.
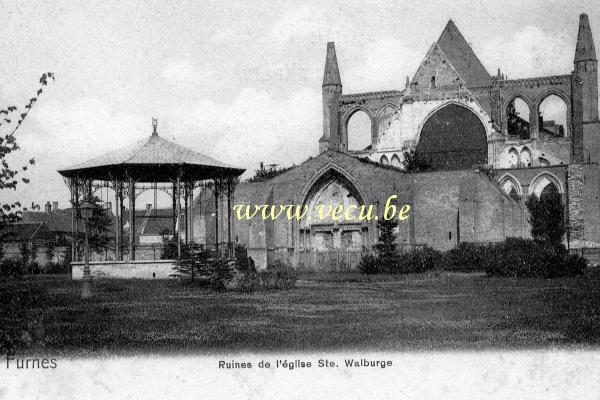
[0,282,49,353]
[172,247,235,289]
[358,254,380,274]
[484,238,586,278]
[356,238,586,278]
[0,259,24,281]
[396,246,443,274]
[205,257,235,291]
[357,246,444,275]
[46,260,70,274]
[443,242,491,272]
[235,244,256,274]
[260,260,298,290]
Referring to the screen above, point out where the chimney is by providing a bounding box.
[45,201,51,213]
[52,201,58,211]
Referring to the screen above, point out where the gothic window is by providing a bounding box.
[530,174,563,198]
[346,110,372,151]
[390,154,401,168]
[508,148,519,167]
[520,147,531,167]
[506,97,530,139]
[430,76,436,89]
[416,104,487,170]
[538,95,568,138]
[500,176,521,201]
[380,155,389,165]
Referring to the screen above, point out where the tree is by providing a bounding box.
[375,217,398,260]
[0,73,55,230]
[525,186,565,246]
[247,162,294,182]
[83,196,114,255]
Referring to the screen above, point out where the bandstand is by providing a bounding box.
[58,119,244,278]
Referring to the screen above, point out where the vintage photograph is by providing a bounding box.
[1,0,600,398]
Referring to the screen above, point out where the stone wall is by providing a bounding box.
[72,260,176,279]
[567,164,585,241]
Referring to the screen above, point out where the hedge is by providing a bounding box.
[358,238,587,278]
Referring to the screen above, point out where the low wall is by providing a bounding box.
[72,260,177,279]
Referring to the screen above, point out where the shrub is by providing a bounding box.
[358,254,380,274]
[0,259,24,281]
[235,244,256,274]
[46,260,70,275]
[259,260,298,290]
[395,246,443,274]
[484,238,586,278]
[443,242,491,272]
[563,253,588,277]
[0,282,49,353]
[205,257,235,291]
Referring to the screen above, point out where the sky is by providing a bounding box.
[1,0,598,209]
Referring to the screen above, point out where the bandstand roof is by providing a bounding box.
[58,129,245,182]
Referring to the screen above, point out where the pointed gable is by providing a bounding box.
[412,43,464,88]
[436,20,490,87]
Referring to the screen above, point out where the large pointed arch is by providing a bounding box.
[415,102,488,170]
[298,162,370,209]
[529,172,564,197]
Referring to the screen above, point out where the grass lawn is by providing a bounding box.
[4,270,600,355]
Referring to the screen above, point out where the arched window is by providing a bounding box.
[530,174,563,198]
[500,175,521,202]
[380,155,389,165]
[508,148,519,167]
[520,147,531,167]
[430,76,436,89]
[416,104,487,170]
[346,110,372,151]
[507,97,530,139]
[539,95,568,138]
[390,154,401,168]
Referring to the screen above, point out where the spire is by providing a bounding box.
[323,42,341,86]
[151,118,158,137]
[575,13,597,63]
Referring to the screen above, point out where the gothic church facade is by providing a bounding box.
[196,14,600,269]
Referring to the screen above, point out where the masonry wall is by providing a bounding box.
[582,163,600,244]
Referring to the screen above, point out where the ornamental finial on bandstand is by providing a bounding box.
[152,118,158,136]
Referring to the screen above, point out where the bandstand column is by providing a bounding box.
[70,178,75,261]
[113,180,120,261]
[189,182,194,244]
[128,176,136,260]
[74,178,80,261]
[176,175,181,259]
[227,178,232,258]
[184,182,189,245]
[172,181,177,239]
[214,179,220,255]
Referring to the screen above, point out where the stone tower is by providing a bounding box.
[573,13,600,163]
[319,42,342,153]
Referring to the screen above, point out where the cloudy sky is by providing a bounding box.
[1,0,598,208]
